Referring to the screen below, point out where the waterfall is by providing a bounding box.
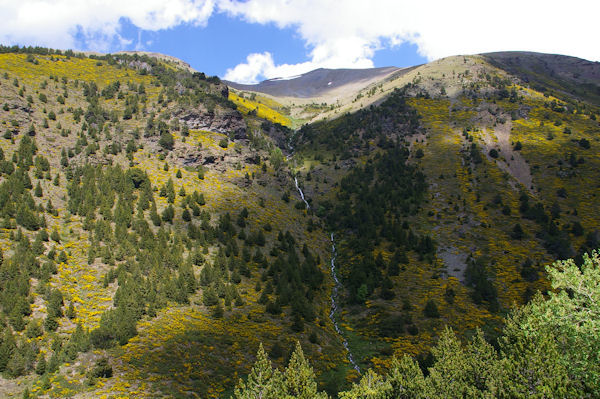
[290,151,359,373]
[294,176,310,210]
[329,233,361,373]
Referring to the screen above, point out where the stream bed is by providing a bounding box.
[294,177,360,373]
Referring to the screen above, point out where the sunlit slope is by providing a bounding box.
[0,51,349,398]
[289,62,600,374]
[228,90,292,127]
[228,52,599,126]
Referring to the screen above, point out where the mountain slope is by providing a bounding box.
[288,51,600,373]
[0,49,348,398]
[484,51,600,105]
[0,48,599,398]
[225,66,401,98]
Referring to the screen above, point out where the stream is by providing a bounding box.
[294,176,310,210]
[329,233,361,373]
[293,178,361,373]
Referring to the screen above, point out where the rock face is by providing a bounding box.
[177,106,247,139]
[262,123,289,151]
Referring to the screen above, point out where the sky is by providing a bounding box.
[0,0,598,84]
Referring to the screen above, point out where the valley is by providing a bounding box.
[0,46,599,398]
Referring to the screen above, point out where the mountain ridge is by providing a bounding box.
[224,66,403,98]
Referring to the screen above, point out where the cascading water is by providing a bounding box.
[329,233,361,373]
[294,176,310,210]
[292,176,360,373]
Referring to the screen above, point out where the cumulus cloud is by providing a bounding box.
[0,0,215,51]
[0,0,598,84]
[219,0,600,83]
[222,46,376,84]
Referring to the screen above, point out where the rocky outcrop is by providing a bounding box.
[177,106,247,139]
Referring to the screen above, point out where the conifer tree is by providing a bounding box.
[386,355,427,398]
[34,181,42,197]
[234,344,283,399]
[283,342,328,398]
[35,354,46,375]
[0,329,16,372]
[339,369,390,399]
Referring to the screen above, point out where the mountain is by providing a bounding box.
[0,46,599,398]
[225,66,402,98]
[484,51,600,105]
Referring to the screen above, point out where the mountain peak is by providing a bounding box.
[225,66,401,98]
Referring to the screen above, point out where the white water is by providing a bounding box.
[290,148,360,373]
[294,176,310,210]
[330,233,361,373]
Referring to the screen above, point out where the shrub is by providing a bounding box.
[423,299,440,318]
[158,132,174,150]
[90,358,112,378]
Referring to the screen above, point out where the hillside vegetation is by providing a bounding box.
[235,251,600,397]
[0,46,599,398]
[288,53,599,382]
[0,47,348,398]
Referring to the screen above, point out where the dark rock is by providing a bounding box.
[177,106,246,139]
[203,155,216,165]
[245,155,261,164]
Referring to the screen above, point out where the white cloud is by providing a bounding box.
[0,0,598,84]
[222,46,376,83]
[0,0,215,51]
[219,0,600,83]
[224,52,275,83]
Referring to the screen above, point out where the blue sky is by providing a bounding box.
[119,13,313,77]
[96,12,428,80]
[0,0,598,84]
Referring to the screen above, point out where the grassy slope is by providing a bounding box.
[228,90,293,128]
[290,56,600,374]
[0,53,348,398]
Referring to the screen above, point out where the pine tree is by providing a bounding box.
[386,355,427,398]
[35,354,46,375]
[34,181,42,197]
[150,201,161,226]
[50,228,61,242]
[0,329,16,372]
[339,369,389,399]
[182,208,191,222]
[500,306,571,397]
[426,327,502,397]
[66,301,76,319]
[234,344,283,399]
[284,342,328,398]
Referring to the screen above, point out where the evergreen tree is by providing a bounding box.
[500,306,571,398]
[386,355,427,398]
[35,354,46,375]
[339,369,390,399]
[34,181,42,197]
[283,342,328,398]
[426,327,502,398]
[234,344,284,399]
[0,329,16,372]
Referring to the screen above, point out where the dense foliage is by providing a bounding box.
[296,88,420,157]
[327,144,433,303]
[237,250,600,398]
